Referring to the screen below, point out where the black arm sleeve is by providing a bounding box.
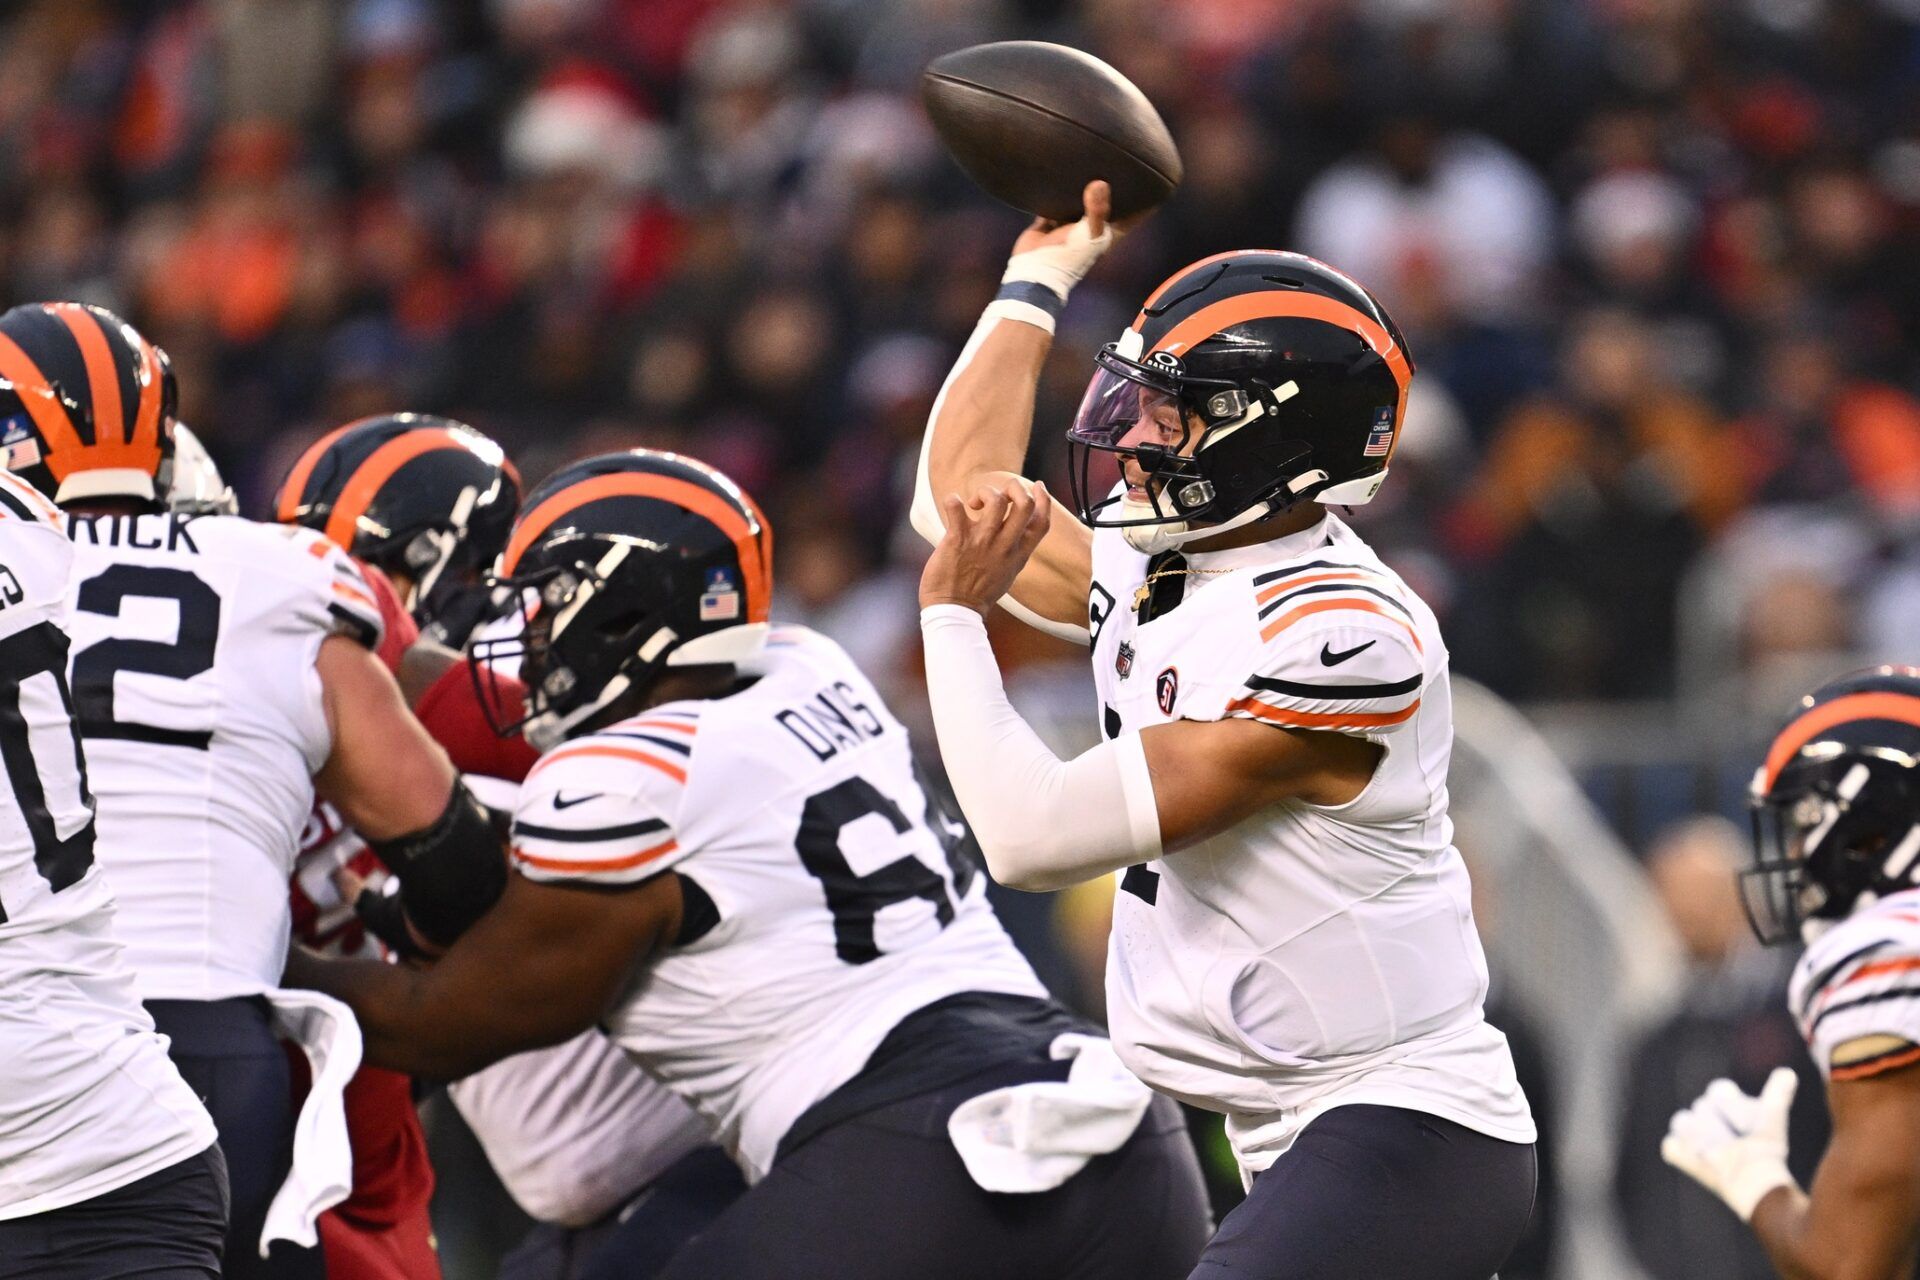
[366,780,509,948]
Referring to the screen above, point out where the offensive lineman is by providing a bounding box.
[1663,667,1920,1279]
[289,448,1214,1280]
[0,302,508,1276]
[275,416,739,1280]
[912,184,1537,1277]
[0,467,227,1277]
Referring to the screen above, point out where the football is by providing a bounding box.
[920,41,1183,223]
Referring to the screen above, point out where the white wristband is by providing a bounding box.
[1000,219,1115,304]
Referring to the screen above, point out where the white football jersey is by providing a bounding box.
[1088,511,1534,1170]
[61,512,384,1000]
[450,1031,712,1227]
[1790,890,1920,1082]
[0,474,216,1219]
[511,626,1046,1180]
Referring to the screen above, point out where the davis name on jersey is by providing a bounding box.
[511,626,1045,1180]
[0,478,216,1219]
[1791,888,1920,1082]
[1088,511,1534,1170]
[61,511,384,1000]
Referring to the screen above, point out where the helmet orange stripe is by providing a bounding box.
[0,333,86,478]
[323,428,466,551]
[1762,692,1920,792]
[275,424,356,523]
[129,333,163,456]
[1152,290,1413,462]
[506,472,769,621]
[50,304,123,450]
[1133,249,1287,324]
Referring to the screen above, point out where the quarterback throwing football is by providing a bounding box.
[913,182,1538,1278]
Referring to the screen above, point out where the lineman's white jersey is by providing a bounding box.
[0,474,216,1219]
[62,511,384,1000]
[1087,510,1535,1171]
[511,626,1046,1180]
[1790,889,1920,1082]
[451,1031,712,1227]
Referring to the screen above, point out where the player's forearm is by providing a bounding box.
[920,314,1052,516]
[920,604,1161,890]
[1753,1185,1916,1280]
[284,948,496,1079]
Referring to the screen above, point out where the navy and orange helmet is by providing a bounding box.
[1744,666,1920,945]
[0,302,179,505]
[275,414,520,628]
[476,449,773,749]
[1066,251,1414,553]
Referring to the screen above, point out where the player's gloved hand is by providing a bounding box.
[1662,1067,1800,1220]
[354,880,435,963]
[1002,179,1118,303]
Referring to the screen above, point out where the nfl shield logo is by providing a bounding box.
[1156,667,1179,715]
[698,567,741,622]
[1115,641,1134,680]
[1363,405,1394,457]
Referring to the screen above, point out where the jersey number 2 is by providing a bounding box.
[71,565,222,750]
[0,622,97,923]
[796,775,976,965]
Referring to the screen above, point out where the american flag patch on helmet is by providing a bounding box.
[1363,405,1394,457]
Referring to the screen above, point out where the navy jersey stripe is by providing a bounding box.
[516,817,670,844]
[1801,940,1895,1017]
[0,483,37,522]
[1257,581,1412,622]
[601,731,693,757]
[1808,985,1920,1035]
[1252,561,1370,587]
[1246,673,1423,702]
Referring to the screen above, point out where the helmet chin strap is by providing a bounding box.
[1118,467,1329,554]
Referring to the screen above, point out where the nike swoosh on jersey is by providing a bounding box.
[1320,640,1376,666]
[552,792,604,810]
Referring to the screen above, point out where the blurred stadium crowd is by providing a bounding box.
[5,1,1920,1276]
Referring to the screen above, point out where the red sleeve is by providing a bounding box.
[358,562,419,674]
[411,660,539,782]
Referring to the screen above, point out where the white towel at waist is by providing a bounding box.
[946,1033,1154,1193]
[259,988,363,1256]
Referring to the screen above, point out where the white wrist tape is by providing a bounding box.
[1000,219,1115,304]
[921,604,1161,891]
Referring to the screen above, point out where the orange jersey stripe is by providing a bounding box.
[1255,570,1391,606]
[1259,596,1423,652]
[1227,696,1421,730]
[332,580,379,613]
[1810,956,1920,1021]
[1764,692,1920,791]
[1832,1043,1920,1082]
[625,719,697,736]
[529,743,688,785]
[513,839,679,874]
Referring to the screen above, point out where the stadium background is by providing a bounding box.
[4,0,1918,1276]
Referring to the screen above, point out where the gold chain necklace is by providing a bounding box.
[1132,564,1236,612]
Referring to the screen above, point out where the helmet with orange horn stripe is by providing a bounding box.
[474,449,773,750]
[1066,251,1413,554]
[0,302,179,505]
[274,413,521,634]
[1744,666,1920,945]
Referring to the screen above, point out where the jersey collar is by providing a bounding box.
[1182,512,1336,575]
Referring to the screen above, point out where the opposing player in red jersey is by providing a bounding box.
[270,414,525,1280]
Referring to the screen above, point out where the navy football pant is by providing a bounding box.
[655,1089,1210,1280]
[1191,1104,1536,1280]
[0,1142,228,1279]
[147,998,326,1280]
[495,1147,746,1280]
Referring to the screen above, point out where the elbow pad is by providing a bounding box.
[367,780,508,947]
